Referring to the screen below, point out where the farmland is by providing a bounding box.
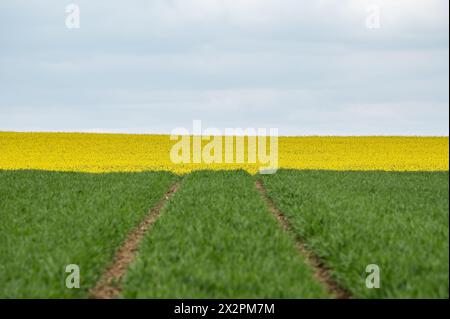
[0,132,448,299]
[0,132,448,173]
[260,170,449,298]
[122,170,327,298]
[0,170,177,298]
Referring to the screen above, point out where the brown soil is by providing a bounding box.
[255,180,351,299]
[89,181,181,299]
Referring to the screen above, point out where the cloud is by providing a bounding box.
[0,0,448,135]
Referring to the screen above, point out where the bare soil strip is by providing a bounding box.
[255,180,351,299]
[89,181,181,299]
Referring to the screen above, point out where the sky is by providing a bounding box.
[0,0,448,136]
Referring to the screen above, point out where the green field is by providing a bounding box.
[0,169,448,298]
[0,170,178,298]
[261,170,449,298]
[122,170,327,298]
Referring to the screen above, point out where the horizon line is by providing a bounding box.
[1,130,449,138]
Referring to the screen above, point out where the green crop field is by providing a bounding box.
[0,170,178,298]
[122,170,327,298]
[0,169,448,298]
[260,170,449,298]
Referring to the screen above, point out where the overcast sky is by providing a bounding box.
[0,0,448,135]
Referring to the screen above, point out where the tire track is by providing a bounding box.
[255,179,351,299]
[89,181,181,299]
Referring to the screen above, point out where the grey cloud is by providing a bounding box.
[0,0,448,135]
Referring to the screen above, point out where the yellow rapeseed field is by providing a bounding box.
[0,132,448,174]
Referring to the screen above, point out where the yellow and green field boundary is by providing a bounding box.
[0,133,448,298]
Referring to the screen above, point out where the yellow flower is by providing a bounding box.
[0,132,447,174]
